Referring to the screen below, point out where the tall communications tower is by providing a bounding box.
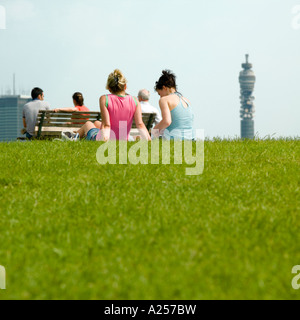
[239,54,256,139]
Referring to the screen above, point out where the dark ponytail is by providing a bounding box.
[72,92,84,106]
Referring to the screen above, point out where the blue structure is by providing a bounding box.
[239,54,256,139]
[0,95,31,141]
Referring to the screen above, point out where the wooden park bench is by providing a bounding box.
[34,110,156,139]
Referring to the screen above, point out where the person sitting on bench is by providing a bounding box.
[75,69,151,141]
[22,87,51,139]
[54,92,90,125]
[54,92,90,113]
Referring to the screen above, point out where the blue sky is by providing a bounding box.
[0,0,299,138]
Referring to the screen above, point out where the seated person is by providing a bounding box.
[22,87,51,139]
[138,89,162,127]
[54,92,89,113]
[75,69,151,141]
[54,92,90,124]
[130,89,162,140]
[153,70,195,140]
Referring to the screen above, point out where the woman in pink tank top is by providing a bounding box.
[76,69,151,141]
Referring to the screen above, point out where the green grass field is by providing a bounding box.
[0,139,299,300]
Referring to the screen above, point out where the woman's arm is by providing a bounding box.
[99,95,111,141]
[54,107,78,113]
[134,100,151,141]
[153,97,172,135]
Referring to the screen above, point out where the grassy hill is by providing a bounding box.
[0,139,299,300]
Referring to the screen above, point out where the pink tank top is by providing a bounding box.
[96,94,137,141]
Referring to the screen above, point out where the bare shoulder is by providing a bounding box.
[132,96,140,109]
[99,95,108,105]
[158,96,169,109]
[159,95,171,104]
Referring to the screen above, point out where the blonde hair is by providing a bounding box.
[106,69,127,94]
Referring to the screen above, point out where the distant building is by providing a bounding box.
[0,95,31,141]
[239,54,256,139]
